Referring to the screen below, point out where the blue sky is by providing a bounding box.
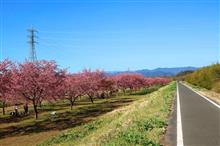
[0,0,219,72]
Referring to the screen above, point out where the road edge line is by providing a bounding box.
[177,82,184,146]
[182,83,220,109]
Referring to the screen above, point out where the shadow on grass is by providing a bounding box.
[0,105,67,124]
[0,97,136,139]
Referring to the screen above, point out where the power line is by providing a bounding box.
[39,41,65,50]
[3,0,218,4]
[39,30,77,34]
[39,37,80,41]
[39,38,76,48]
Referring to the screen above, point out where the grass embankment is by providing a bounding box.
[0,86,160,146]
[185,63,220,93]
[183,81,220,105]
[183,64,220,104]
[40,82,176,146]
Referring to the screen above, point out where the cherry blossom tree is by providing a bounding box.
[0,57,171,119]
[0,59,13,115]
[113,73,171,94]
[97,76,117,98]
[113,73,146,92]
[48,70,67,103]
[64,73,84,109]
[13,60,65,119]
[144,77,170,87]
[80,70,105,103]
[144,78,155,87]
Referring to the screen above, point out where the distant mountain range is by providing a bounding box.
[107,67,197,77]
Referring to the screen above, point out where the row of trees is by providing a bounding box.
[0,59,170,119]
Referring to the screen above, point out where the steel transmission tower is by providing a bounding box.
[27,27,37,62]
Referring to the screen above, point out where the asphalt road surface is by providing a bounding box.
[177,82,220,146]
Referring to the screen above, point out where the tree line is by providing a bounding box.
[0,59,170,119]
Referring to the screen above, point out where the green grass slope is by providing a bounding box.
[39,82,176,146]
[185,64,220,93]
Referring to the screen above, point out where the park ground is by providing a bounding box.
[0,85,168,146]
[40,82,176,146]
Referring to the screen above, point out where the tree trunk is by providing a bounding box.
[26,104,29,113]
[123,89,126,95]
[2,101,5,115]
[109,91,113,96]
[89,96,94,104]
[70,97,77,110]
[33,102,38,119]
[70,101,73,110]
[39,101,42,107]
[24,103,29,114]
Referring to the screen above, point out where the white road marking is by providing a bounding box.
[177,82,184,146]
[182,83,220,109]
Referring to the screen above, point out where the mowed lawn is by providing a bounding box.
[0,87,159,146]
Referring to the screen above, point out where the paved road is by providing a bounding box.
[177,82,220,146]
